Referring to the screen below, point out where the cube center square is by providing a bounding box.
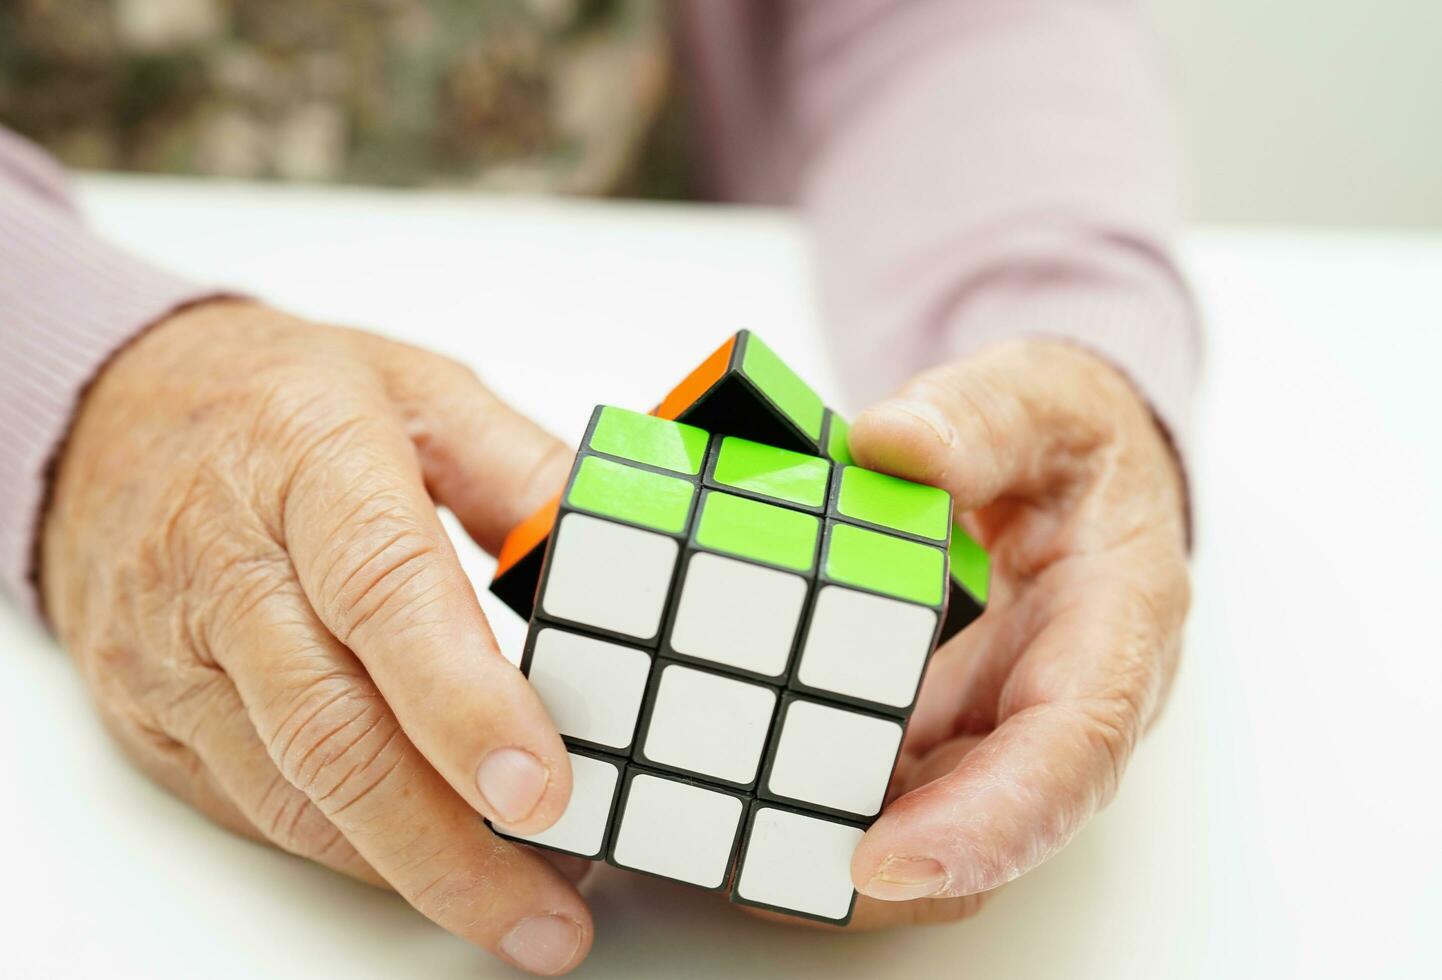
[637,662,778,788]
[501,334,986,925]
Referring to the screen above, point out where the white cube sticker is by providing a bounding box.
[766,699,903,817]
[494,751,618,858]
[669,552,807,678]
[611,773,743,888]
[540,513,678,640]
[527,628,651,750]
[737,807,864,920]
[642,664,777,785]
[797,585,937,708]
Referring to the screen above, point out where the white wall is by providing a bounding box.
[1146,0,1442,227]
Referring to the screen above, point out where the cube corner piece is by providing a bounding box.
[654,330,825,457]
[489,746,623,861]
[730,800,864,926]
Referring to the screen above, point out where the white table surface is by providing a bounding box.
[2,176,1438,978]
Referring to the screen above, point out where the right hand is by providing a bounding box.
[41,299,590,975]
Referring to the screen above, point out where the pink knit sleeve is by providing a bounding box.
[680,0,1200,451]
[0,129,217,614]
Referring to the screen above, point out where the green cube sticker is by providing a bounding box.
[825,413,854,466]
[836,467,951,542]
[695,492,820,572]
[949,522,990,603]
[826,522,946,606]
[567,455,695,534]
[712,436,831,509]
[588,406,709,475]
[741,334,825,442]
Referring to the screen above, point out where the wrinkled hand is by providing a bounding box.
[41,300,592,975]
[839,339,1190,929]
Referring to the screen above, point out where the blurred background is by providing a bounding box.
[1148,0,1441,227]
[3,0,1437,227]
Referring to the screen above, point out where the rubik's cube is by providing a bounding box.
[488,332,989,924]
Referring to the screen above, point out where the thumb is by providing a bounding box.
[848,340,1120,512]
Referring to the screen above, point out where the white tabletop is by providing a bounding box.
[2,177,1438,978]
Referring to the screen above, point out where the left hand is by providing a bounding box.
[812,339,1191,929]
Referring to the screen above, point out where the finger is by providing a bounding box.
[743,891,988,931]
[891,734,987,800]
[277,391,572,835]
[533,850,595,887]
[181,672,384,886]
[210,585,593,975]
[847,340,1143,520]
[902,607,1013,753]
[97,703,260,842]
[366,341,573,553]
[853,558,1180,902]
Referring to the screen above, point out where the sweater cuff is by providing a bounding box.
[0,181,220,617]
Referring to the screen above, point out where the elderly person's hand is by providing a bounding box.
[836,340,1191,929]
[41,299,591,975]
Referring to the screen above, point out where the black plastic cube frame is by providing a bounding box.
[630,658,781,793]
[488,745,625,861]
[824,464,955,549]
[655,539,812,686]
[698,434,835,516]
[491,542,547,623]
[519,622,655,756]
[755,691,908,823]
[938,577,986,646]
[782,520,948,717]
[729,798,866,926]
[603,764,750,894]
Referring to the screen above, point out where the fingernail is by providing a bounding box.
[500,914,583,975]
[477,748,550,824]
[890,400,956,449]
[865,856,949,901]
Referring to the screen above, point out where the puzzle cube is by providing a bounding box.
[494,400,970,924]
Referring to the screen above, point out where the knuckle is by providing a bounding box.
[312,506,444,644]
[410,864,497,917]
[936,828,1031,896]
[134,461,291,666]
[1072,695,1141,798]
[520,437,573,499]
[430,352,483,390]
[254,777,353,860]
[267,672,410,815]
